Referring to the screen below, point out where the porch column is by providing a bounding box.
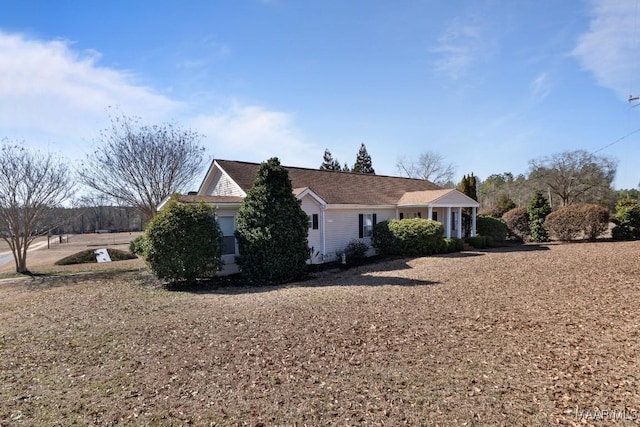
[445,207,451,238]
[427,206,433,221]
[456,207,462,239]
[471,207,477,237]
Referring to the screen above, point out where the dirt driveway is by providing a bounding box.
[1,240,640,425]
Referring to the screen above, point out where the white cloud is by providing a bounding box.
[572,0,640,98]
[0,30,319,169]
[431,17,491,80]
[0,31,180,147]
[190,103,320,167]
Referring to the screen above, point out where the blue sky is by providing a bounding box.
[1,0,640,189]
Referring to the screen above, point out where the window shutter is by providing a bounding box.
[312,214,319,230]
[359,214,364,238]
[373,213,377,225]
[399,213,404,220]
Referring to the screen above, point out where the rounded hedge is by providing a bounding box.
[544,204,609,241]
[143,199,224,282]
[476,215,509,241]
[502,207,530,241]
[372,218,444,256]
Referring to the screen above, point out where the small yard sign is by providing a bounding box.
[94,248,112,263]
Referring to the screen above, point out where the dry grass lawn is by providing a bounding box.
[2,240,640,425]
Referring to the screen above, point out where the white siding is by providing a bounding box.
[324,207,396,261]
[205,171,244,196]
[299,195,323,264]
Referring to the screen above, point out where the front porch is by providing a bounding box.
[397,189,480,239]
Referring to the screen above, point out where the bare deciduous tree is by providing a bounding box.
[0,142,74,273]
[529,150,617,206]
[395,151,455,187]
[79,112,207,221]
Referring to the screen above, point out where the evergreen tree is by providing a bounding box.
[320,149,334,170]
[320,149,344,171]
[527,191,551,242]
[343,162,351,172]
[352,143,375,174]
[235,157,310,284]
[458,173,478,236]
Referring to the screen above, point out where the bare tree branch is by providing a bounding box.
[78,111,207,221]
[529,150,617,206]
[0,142,74,273]
[396,151,456,186]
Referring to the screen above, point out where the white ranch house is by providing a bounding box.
[176,159,479,274]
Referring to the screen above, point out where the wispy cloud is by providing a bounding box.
[530,72,552,101]
[431,16,492,80]
[572,0,640,98]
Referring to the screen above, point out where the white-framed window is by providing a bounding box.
[308,213,319,230]
[217,216,236,255]
[359,213,377,238]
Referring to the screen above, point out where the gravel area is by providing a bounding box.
[1,240,640,425]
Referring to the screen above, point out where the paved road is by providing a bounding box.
[0,241,50,267]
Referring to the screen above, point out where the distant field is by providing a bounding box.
[2,240,640,425]
[0,232,144,275]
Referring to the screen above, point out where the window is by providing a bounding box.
[359,213,377,238]
[308,213,319,230]
[413,212,421,218]
[399,212,404,220]
[217,216,236,255]
[432,211,438,221]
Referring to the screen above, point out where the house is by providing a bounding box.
[177,159,479,274]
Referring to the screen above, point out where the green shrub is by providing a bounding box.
[390,218,444,255]
[144,199,224,282]
[372,220,395,255]
[502,207,530,241]
[612,198,640,240]
[129,235,148,256]
[476,215,509,241]
[528,191,551,242]
[235,158,310,284]
[466,235,494,249]
[55,248,137,265]
[372,218,443,256]
[440,237,463,253]
[342,239,369,262]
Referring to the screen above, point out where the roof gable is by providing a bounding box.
[398,189,480,207]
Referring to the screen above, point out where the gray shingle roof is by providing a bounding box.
[216,159,441,205]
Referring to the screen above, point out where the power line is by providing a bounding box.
[592,126,640,154]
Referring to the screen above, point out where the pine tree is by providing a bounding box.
[235,157,310,284]
[458,173,478,236]
[320,148,344,171]
[343,162,351,172]
[527,191,551,242]
[352,143,375,174]
[320,149,334,170]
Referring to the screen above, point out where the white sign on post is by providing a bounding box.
[94,248,112,263]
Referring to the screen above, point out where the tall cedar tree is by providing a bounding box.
[235,157,310,284]
[352,143,375,174]
[527,191,551,242]
[458,173,478,237]
[320,148,343,171]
